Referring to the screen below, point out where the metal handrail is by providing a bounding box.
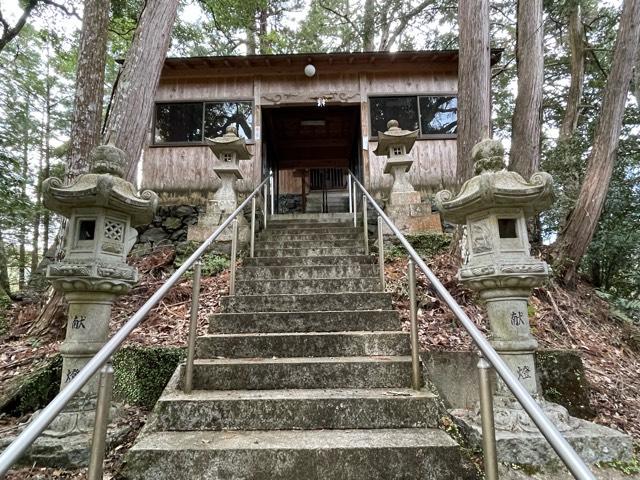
[347,171,596,480]
[0,172,274,476]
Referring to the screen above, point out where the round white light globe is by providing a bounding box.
[304,64,316,77]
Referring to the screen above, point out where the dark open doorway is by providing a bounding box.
[262,105,361,213]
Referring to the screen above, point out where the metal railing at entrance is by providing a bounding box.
[346,171,596,480]
[0,172,275,479]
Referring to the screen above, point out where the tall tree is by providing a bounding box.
[553,0,640,285]
[509,0,544,178]
[65,0,111,182]
[456,0,491,183]
[558,1,585,141]
[103,0,180,182]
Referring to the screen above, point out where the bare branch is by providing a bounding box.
[318,2,361,39]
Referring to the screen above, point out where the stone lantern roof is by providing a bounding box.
[42,145,158,226]
[435,139,554,224]
[373,119,419,157]
[206,126,252,160]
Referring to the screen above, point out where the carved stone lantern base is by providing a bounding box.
[187,199,250,247]
[383,202,442,235]
[451,397,633,466]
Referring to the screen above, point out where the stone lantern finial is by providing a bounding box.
[89,144,127,177]
[471,138,506,175]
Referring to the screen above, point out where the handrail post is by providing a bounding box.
[352,178,357,227]
[362,194,369,255]
[229,218,238,295]
[250,197,256,258]
[263,184,268,230]
[478,353,499,480]
[87,360,114,480]
[184,259,202,394]
[348,173,353,213]
[269,170,274,216]
[408,259,422,390]
[377,216,385,291]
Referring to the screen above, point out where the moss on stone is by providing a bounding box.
[536,350,595,420]
[0,355,62,416]
[113,346,185,408]
[387,232,452,260]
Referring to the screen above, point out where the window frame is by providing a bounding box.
[151,99,255,147]
[367,93,458,141]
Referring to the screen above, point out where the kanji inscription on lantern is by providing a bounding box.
[65,368,80,383]
[72,315,86,329]
[517,365,532,381]
[510,311,525,327]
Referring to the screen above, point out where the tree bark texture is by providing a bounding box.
[0,233,11,296]
[103,0,180,182]
[65,0,110,182]
[559,2,585,141]
[362,0,375,51]
[554,0,640,285]
[456,0,491,184]
[509,0,544,179]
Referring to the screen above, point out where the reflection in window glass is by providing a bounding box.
[419,96,457,134]
[369,96,419,135]
[205,102,253,140]
[154,103,203,143]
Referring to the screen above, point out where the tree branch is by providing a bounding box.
[318,2,360,38]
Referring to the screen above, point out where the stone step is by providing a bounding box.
[243,255,375,267]
[221,292,393,313]
[154,373,438,430]
[235,277,381,295]
[124,428,465,480]
[258,232,361,241]
[189,356,413,390]
[209,310,401,334]
[253,246,363,257]
[255,239,360,249]
[236,264,379,281]
[269,212,354,222]
[196,331,409,358]
[262,226,360,235]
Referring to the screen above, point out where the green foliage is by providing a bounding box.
[597,455,640,475]
[113,346,185,408]
[174,241,230,277]
[0,355,62,416]
[386,232,451,261]
[0,289,11,335]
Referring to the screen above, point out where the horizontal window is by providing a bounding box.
[154,101,253,144]
[369,95,457,137]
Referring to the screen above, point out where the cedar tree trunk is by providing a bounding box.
[559,2,585,141]
[456,0,491,184]
[553,0,640,286]
[509,0,544,178]
[65,0,110,182]
[103,0,180,182]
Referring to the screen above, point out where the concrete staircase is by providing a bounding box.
[123,213,467,479]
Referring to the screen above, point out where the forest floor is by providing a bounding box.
[1,244,639,478]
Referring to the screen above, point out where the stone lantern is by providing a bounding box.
[188,126,252,243]
[374,120,441,233]
[41,145,157,440]
[375,119,420,205]
[435,139,553,396]
[433,138,633,465]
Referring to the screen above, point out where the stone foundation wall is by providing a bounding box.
[135,205,203,248]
